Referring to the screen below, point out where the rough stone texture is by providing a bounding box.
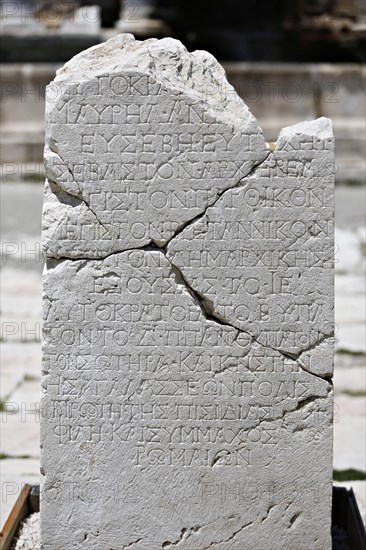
[11,513,40,550]
[167,118,335,370]
[42,34,267,258]
[41,34,334,549]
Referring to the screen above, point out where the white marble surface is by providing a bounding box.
[0,127,365,547]
[37,35,337,549]
[1,186,365,528]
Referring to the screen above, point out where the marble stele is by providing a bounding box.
[41,34,335,549]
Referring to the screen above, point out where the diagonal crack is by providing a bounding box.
[47,242,333,385]
[296,332,334,359]
[165,150,308,255]
[162,151,270,250]
[168,253,332,384]
[44,141,270,258]
[168,251,333,382]
[121,539,142,549]
[279,347,333,384]
[48,178,113,236]
[46,145,113,236]
[167,257,333,377]
[203,519,254,549]
[45,146,333,385]
[162,519,219,549]
[203,502,276,548]
[162,150,334,369]
[210,392,330,467]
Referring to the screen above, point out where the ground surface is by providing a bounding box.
[1,182,365,528]
[10,512,40,550]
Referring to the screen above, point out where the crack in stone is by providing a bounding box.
[289,512,301,527]
[166,255,333,380]
[261,503,276,523]
[162,527,194,548]
[296,332,334,358]
[203,503,276,548]
[46,144,117,236]
[211,450,231,467]
[269,150,287,176]
[203,519,254,549]
[280,347,333,383]
[44,144,270,259]
[162,151,270,250]
[46,152,113,237]
[44,141,332,385]
[171,259,333,382]
[47,243,333,385]
[168,254,332,383]
[146,48,157,71]
[121,539,143,549]
[42,36,334,550]
[297,359,333,384]
[161,151,334,370]
[48,177,112,234]
[293,393,327,411]
[209,393,330,467]
[162,520,218,549]
[162,515,258,550]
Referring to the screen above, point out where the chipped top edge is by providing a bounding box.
[277,117,334,141]
[47,33,266,139]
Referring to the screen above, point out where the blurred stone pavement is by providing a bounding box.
[1,182,365,527]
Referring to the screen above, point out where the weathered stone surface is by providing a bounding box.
[41,34,334,549]
[167,118,335,366]
[42,34,267,258]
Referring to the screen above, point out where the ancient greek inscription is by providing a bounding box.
[42,34,334,549]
